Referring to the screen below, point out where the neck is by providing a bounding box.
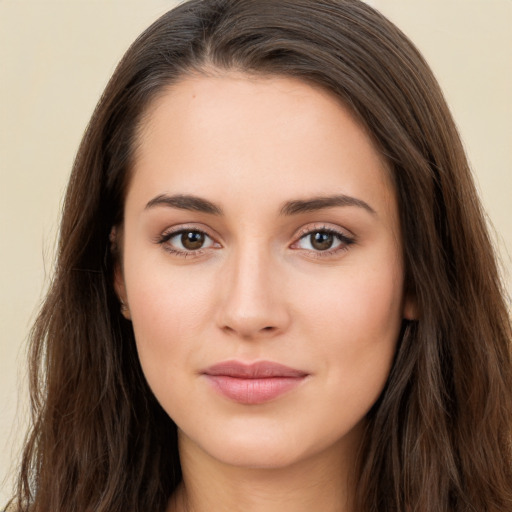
[167,429,361,512]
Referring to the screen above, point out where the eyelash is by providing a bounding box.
[155,226,218,258]
[292,225,355,258]
[155,225,355,259]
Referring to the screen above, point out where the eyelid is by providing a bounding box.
[293,222,355,241]
[154,223,222,257]
[290,223,356,256]
[153,222,355,258]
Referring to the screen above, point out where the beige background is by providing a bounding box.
[1,0,510,503]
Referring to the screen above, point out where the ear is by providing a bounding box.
[114,265,131,320]
[110,226,131,321]
[402,293,418,321]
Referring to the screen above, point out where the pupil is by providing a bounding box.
[311,232,333,251]
[182,231,205,250]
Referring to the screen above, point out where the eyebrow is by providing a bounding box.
[145,194,223,215]
[280,195,376,216]
[144,193,375,216]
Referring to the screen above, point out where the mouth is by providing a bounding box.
[201,360,309,405]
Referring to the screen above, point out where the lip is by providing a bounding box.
[202,360,309,405]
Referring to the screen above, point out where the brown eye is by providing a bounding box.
[310,231,335,251]
[294,228,353,254]
[159,229,216,254]
[181,231,205,250]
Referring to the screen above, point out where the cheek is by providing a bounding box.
[294,258,404,399]
[123,257,217,388]
[296,255,404,342]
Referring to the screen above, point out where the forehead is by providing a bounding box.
[129,73,396,219]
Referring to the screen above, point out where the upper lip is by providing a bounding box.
[202,360,308,379]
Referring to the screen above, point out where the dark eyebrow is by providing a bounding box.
[280,194,376,216]
[145,194,223,215]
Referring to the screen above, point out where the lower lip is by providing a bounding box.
[205,375,306,405]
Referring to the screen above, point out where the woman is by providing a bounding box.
[9,0,512,511]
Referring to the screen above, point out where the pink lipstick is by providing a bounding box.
[202,360,308,405]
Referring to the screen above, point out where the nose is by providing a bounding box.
[216,244,291,339]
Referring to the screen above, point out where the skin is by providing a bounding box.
[115,72,415,512]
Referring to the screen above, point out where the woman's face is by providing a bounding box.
[116,73,413,469]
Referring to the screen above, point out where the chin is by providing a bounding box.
[208,439,309,470]
[179,417,358,471]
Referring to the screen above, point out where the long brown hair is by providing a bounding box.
[13,1,512,510]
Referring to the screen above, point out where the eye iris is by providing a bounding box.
[181,231,205,250]
[311,231,334,251]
